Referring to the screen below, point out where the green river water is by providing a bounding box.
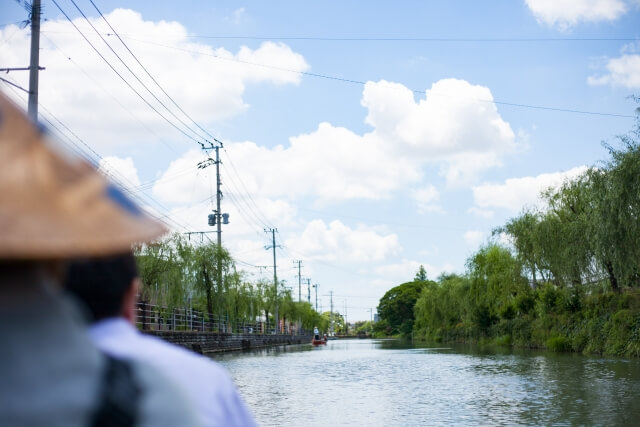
[213,339,640,426]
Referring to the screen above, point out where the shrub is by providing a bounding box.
[537,283,559,314]
[499,304,516,320]
[546,335,571,352]
[604,309,635,355]
[515,293,535,315]
[494,334,512,347]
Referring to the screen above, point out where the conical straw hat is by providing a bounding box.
[0,91,166,259]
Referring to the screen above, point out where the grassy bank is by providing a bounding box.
[414,286,640,357]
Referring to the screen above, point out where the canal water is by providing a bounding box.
[212,339,640,426]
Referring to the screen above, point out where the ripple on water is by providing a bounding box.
[214,340,640,426]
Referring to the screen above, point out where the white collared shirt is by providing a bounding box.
[89,318,257,427]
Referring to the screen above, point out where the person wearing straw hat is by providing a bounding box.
[0,91,201,427]
[66,253,258,427]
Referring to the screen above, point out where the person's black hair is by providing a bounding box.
[65,252,138,322]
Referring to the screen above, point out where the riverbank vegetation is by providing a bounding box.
[134,234,328,333]
[381,108,640,357]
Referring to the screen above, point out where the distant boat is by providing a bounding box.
[311,336,327,346]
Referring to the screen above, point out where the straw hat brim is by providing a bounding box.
[0,92,166,259]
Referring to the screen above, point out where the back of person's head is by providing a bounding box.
[65,252,139,321]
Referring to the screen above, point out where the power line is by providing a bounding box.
[66,0,211,145]
[2,79,191,233]
[0,76,29,93]
[35,26,634,118]
[221,162,272,229]
[50,0,208,146]
[121,36,634,119]
[38,30,639,43]
[222,146,273,227]
[224,190,268,235]
[184,35,640,42]
[41,33,183,155]
[86,0,221,145]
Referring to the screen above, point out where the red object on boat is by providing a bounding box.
[311,337,327,346]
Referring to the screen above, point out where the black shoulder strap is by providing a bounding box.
[90,354,141,427]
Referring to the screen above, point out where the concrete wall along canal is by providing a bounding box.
[145,330,312,354]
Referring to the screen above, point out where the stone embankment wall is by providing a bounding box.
[146,331,311,354]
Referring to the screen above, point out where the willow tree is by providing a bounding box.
[191,242,234,324]
[499,211,544,287]
[540,175,595,287]
[588,139,640,290]
[414,273,471,337]
[466,244,527,331]
[134,233,190,308]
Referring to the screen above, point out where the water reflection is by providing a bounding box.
[212,340,640,426]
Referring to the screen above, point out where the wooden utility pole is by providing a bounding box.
[28,0,41,121]
[313,283,319,312]
[294,260,302,302]
[214,145,222,248]
[329,290,334,336]
[265,228,279,332]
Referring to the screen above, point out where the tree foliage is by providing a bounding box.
[378,280,435,336]
[415,265,428,281]
[134,233,324,332]
[410,106,640,356]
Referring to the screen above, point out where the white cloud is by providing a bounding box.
[228,8,247,25]
[0,10,309,150]
[99,156,141,189]
[149,78,516,213]
[374,259,454,283]
[154,79,517,212]
[418,246,440,257]
[411,185,443,213]
[588,54,640,88]
[472,166,588,213]
[463,230,485,247]
[363,79,515,156]
[156,79,515,205]
[525,0,630,30]
[284,220,401,264]
[467,207,495,219]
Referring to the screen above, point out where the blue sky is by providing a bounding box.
[1,0,639,320]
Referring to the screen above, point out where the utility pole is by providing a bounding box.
[265,228,279,332]
[294,260,302,302]
[200,144,230,329]
[28,0,41,121]
[329,290,334,336]
[306,278,311,304]
[313,283,319,312]
[213,145,223,328]
[214,145,222,248]
[344,300,348,336]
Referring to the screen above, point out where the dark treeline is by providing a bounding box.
[133,234,329,333]
[380,105,640,357]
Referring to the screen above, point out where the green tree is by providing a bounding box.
[414,273,471,338]
[466,244,527,332]
[378,280,435,336]
[541,176,595,287]
[499,211,544,287]
[135,233,190,308]
[415,265,428,281]
[588,138,640,290]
